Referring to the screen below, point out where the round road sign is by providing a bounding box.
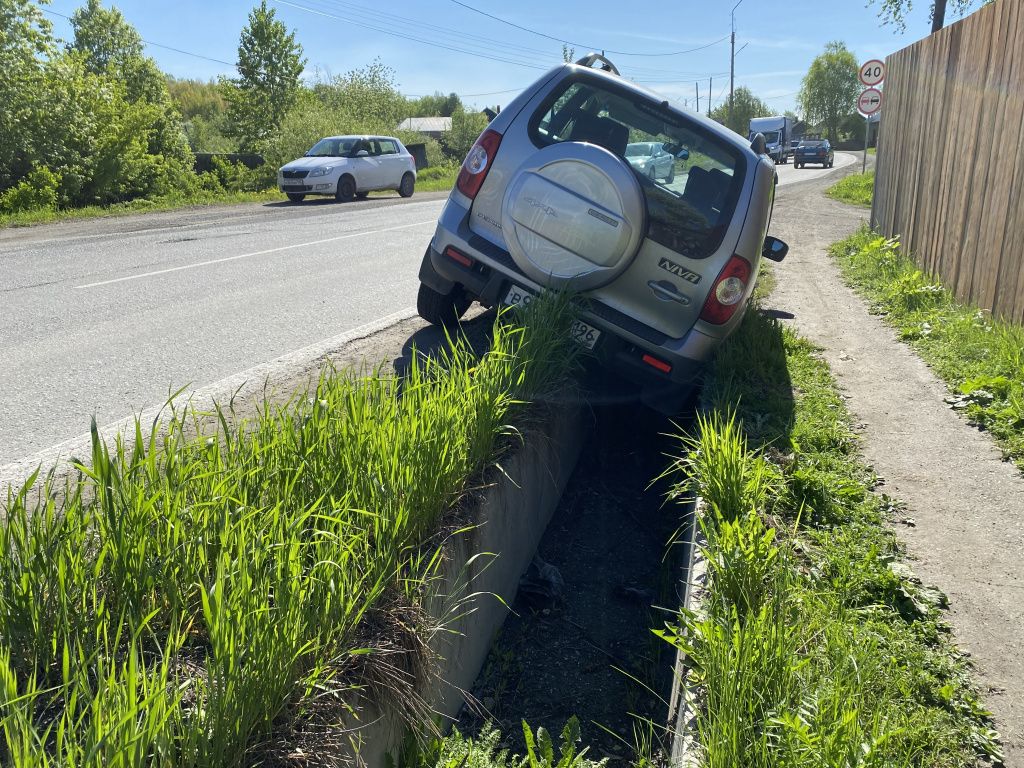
[859,59,886,86]
[858,87,883,116]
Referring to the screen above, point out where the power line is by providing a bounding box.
[311,0,558,61]
[40,8,235,67]
[448,0,728,57]
[273,0,552,71]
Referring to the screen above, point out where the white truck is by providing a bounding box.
[748,116,795,164]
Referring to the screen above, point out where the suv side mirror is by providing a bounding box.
[750,133,767,155]
[762,235,789,263]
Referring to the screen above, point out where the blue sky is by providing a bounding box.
[41,0,974,115]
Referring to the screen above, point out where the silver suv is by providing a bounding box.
[416,55,787,411]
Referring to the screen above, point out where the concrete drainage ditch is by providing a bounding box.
[345,403,698,767]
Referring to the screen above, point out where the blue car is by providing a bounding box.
[794,139,834,168]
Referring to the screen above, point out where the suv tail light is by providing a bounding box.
[456,129,502,200]
[700,255,752,325]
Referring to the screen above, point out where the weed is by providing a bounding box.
[0,298,578,763]
[657,305,1002,767]
[826,171,875,207]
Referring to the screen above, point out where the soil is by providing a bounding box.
[765,160,1024,766]
[454,401,688,765]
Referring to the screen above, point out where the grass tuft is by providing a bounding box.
[826,171,875,207]
[657,306,1002,767]
[0,297,579,763]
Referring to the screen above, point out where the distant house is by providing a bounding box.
[395,116,452,140]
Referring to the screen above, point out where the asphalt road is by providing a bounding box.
[0,154,858,467]
[0,194,447,465]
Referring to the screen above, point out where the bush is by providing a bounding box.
[0,166,60,214]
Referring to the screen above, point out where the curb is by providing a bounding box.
[0,308,420,492]
[666,497,708,768]
[343,404,588,766]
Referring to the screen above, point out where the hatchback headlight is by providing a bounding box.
[309,166,334,177]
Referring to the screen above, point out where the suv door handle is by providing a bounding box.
[647,280,692,305]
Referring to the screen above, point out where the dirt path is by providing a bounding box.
[766,167,1024,766]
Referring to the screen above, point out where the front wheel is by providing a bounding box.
[335,175,356,202]
[286,193,305,203]
[417,283,470,328]
[399,172,415,198]
[666,164,675,183]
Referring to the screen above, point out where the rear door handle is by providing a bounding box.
[647,280,692,305]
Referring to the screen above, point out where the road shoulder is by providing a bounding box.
[766,183,1024,765]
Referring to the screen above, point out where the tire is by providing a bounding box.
[417,282,470,328]
[667,163,675,183]
[286,193,305,203]
[399,172,415,198]
[335,175,356,202]
[355,191,369,199]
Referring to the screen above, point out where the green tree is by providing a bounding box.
[709,87,771,135]
[798,42,860,142]
[70,0,192,170]
[441,109,489,162]
[868,0,990,33]
[0,0,53,190]
[223,1,305,152]
[314,59,407,129]
[410,91,463,118]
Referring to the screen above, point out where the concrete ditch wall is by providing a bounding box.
[666,499,706,768]
[343,404,588,767]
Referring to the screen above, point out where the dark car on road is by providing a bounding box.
[793,139,834,168]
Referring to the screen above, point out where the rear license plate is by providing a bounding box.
[502,284,601,350]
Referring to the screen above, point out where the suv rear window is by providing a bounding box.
[530,77,745,259]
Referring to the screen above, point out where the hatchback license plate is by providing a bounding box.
[502,284,601,350]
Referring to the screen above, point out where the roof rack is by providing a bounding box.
[574,53,620,76]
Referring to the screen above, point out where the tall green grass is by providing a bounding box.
[658,310,1001,768]
[831,227,1024,469]
[826,171,875,207]
[0,298,580,765]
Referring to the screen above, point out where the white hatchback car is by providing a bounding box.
[278,135,417,203]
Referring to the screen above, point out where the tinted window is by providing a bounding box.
[799,140,825,147]
[531,78,745,259]
[307,137,359,157]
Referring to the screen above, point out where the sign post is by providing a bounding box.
[858,59,886,173]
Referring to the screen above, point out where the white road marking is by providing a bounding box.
[75,219,436,289]
[0,197,446,251]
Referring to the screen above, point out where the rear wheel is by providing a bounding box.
[286,193,305,203]
[335,175,356,202]
[399,172,415,198]
[417,283,471,328]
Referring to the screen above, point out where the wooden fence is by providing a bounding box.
[872,0,1024,323]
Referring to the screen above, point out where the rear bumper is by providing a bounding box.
[420,197,721,398]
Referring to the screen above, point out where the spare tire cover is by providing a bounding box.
[501,141,646,291]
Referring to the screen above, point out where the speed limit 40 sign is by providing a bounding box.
[860,59,886,86]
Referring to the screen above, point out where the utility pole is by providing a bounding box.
[708,76,712,116]
[729,0,744,129]
[695,81,700,112]
[931,0,947,33]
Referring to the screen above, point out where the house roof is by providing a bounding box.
[396,116,453,133]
